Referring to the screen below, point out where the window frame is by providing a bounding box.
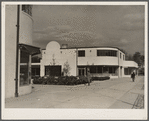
[78,50,85,57]
[97,50,117,57]
[20,50,30,86]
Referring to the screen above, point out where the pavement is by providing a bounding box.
[5,76,144,109]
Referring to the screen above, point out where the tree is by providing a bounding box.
[133,52,142,67]
[125,54,133,61]
[121,49,133,61]
[63,61,71,76]
[50,54,56,65]
[140,55,144,67]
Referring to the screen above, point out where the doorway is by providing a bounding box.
[45,65,61,76]
[78,68,86,76]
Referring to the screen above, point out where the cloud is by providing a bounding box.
[120,39,129,44]
[33,25,73,41]
[32,5,145,54]
[59,31,100,40]
[124,13,144,20]
[33,25,106,47]
[120,13,144,31]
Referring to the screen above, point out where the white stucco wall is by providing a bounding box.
[5,5,33,98]
[77,48,119,66]
[40,41,77,76]
[118,50,125,66]
[78,57,118,66]
[40,41,138,78]
[19,11,33,45]
[5,5,17,98]
[123,61,138,68]
[61,49,77,76]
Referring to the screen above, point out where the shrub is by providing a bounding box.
[33,75,90,85]
[92,76,110,81]
[33,77,43,84]
[78,76,88,84]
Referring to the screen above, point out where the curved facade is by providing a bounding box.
[19,10,33,45]
[5,5,39,98]
[40,41,138,78]
[77,48,119,66]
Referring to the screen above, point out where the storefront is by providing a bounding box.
[18,44,40,95]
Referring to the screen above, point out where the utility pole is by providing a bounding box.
[14,5,20,97]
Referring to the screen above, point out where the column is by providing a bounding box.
[28,54,31,84]
[40,62,45,77]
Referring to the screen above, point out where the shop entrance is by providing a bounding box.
[45,65,61,76]
[78,68,86,76]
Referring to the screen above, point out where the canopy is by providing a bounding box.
[19,43,41,56]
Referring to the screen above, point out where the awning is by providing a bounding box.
[19,43,41,56]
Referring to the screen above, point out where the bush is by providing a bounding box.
[78,76,88,84]
[33,77,43,84]
[33,76,89,85]
[92,76,110,81]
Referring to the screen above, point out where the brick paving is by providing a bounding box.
[5,76,144,109]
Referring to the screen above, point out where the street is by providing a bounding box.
[5,76,144,109]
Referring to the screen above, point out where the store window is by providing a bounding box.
[97,66,102,73]
[78,50,85,57]
[22,5,32,16]
[90,66,96,73]
[20,50,30,86]
[109,67,116,74]
[31,67,40,77]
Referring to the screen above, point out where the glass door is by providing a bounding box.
[78,68,86,76]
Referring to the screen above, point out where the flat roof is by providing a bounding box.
[60,46,125,54]
[19,43,41,55]
[42,46,125,54]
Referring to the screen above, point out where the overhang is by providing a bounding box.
[123,61,138,68]
[19,43,41,56]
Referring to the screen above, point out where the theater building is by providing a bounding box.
[5,5,40,98]
[39,41,138,78]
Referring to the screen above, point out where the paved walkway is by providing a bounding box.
[5,76,144,109]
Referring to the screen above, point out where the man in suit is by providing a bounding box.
[131,71,136,82]
[87,68,91,86]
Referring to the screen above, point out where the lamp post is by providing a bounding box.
[14,5,20,97]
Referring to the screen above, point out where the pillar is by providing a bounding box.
[118,66,120,78]
[28,54,31,84]
[40,62,45,77]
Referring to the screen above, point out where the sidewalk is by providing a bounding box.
[5,76,144,108]
[109,76,144,109]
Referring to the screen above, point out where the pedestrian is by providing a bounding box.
[87,68,91,86]
[131,71,136,82]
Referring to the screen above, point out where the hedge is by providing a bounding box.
[92,76,110,81]
[33,76,89,85]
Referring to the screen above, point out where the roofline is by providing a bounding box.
[19,43,40,49]
[60,46,125,54]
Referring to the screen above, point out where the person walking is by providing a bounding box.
[87,68,91,86]
[131,71,136,82]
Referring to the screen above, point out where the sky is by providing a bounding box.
[32,5,145,55]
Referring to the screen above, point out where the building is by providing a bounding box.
[5,5,40,98]
[34,41,138,78]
